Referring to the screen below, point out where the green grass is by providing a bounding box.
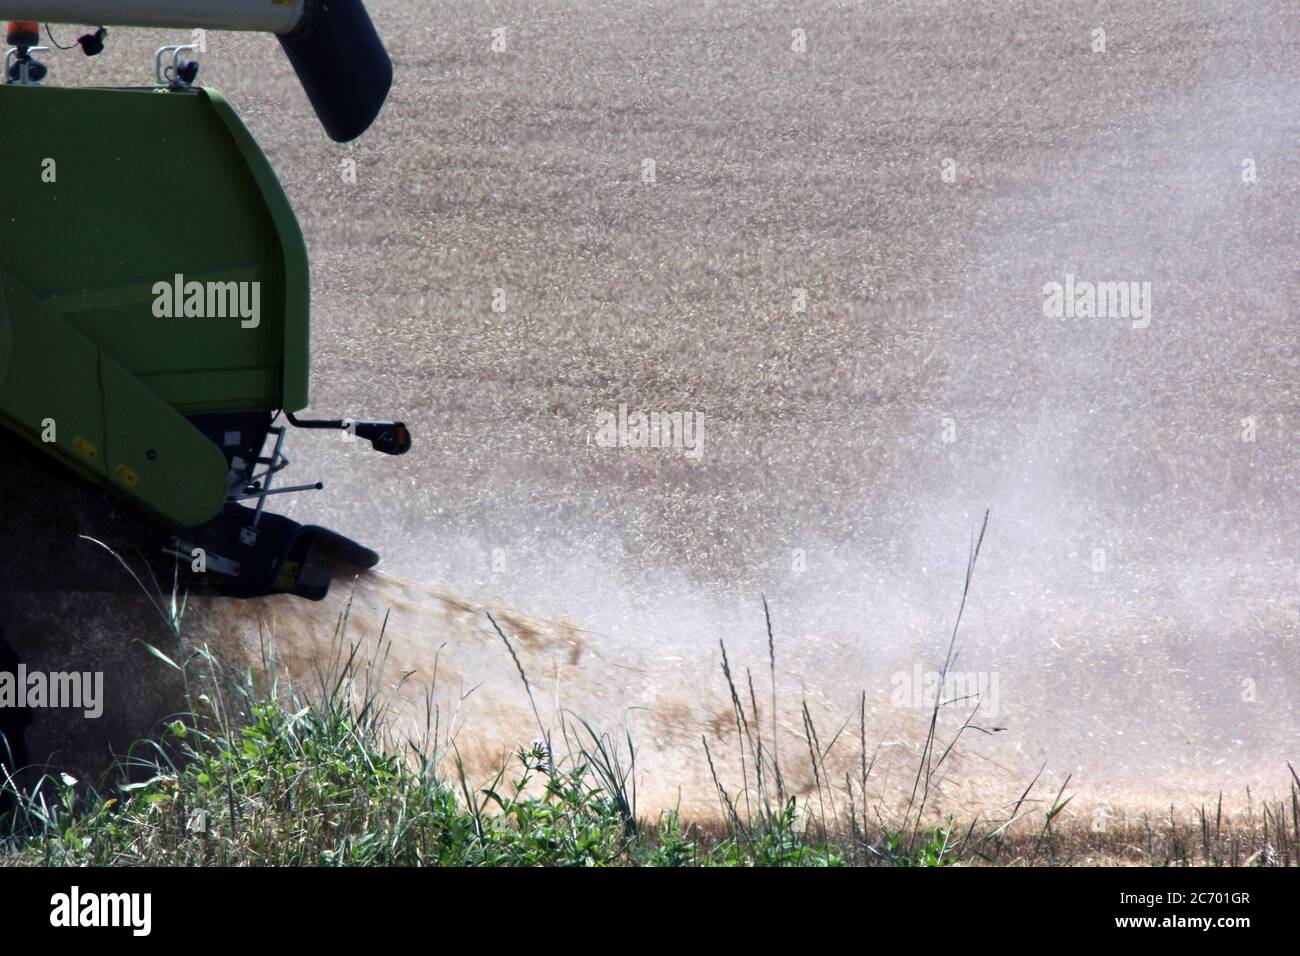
[0,542,952,866]
[2,523,1295,867]
[0,540,845,866]
[0,644,849,867]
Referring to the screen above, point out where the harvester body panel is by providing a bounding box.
[0,6,401,601]
[0,83,308,529]
[0,83,310,415]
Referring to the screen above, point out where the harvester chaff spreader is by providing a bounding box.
[0,1,408,601]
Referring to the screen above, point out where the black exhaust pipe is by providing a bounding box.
[277,0,392,142]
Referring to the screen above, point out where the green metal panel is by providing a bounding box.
[0,83,310,413]
[0,81,313,527]
[203,88,311,411]
[0,272,229,527]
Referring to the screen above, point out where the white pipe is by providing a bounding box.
[0,1,305,34]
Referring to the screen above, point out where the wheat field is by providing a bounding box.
[1,2,1296,857]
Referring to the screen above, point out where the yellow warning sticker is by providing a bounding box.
[72,436,97,461]
[114,464,139,487]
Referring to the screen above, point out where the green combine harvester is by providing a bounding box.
[0,0,407,602]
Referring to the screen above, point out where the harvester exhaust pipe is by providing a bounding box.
[0,0,391,140]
